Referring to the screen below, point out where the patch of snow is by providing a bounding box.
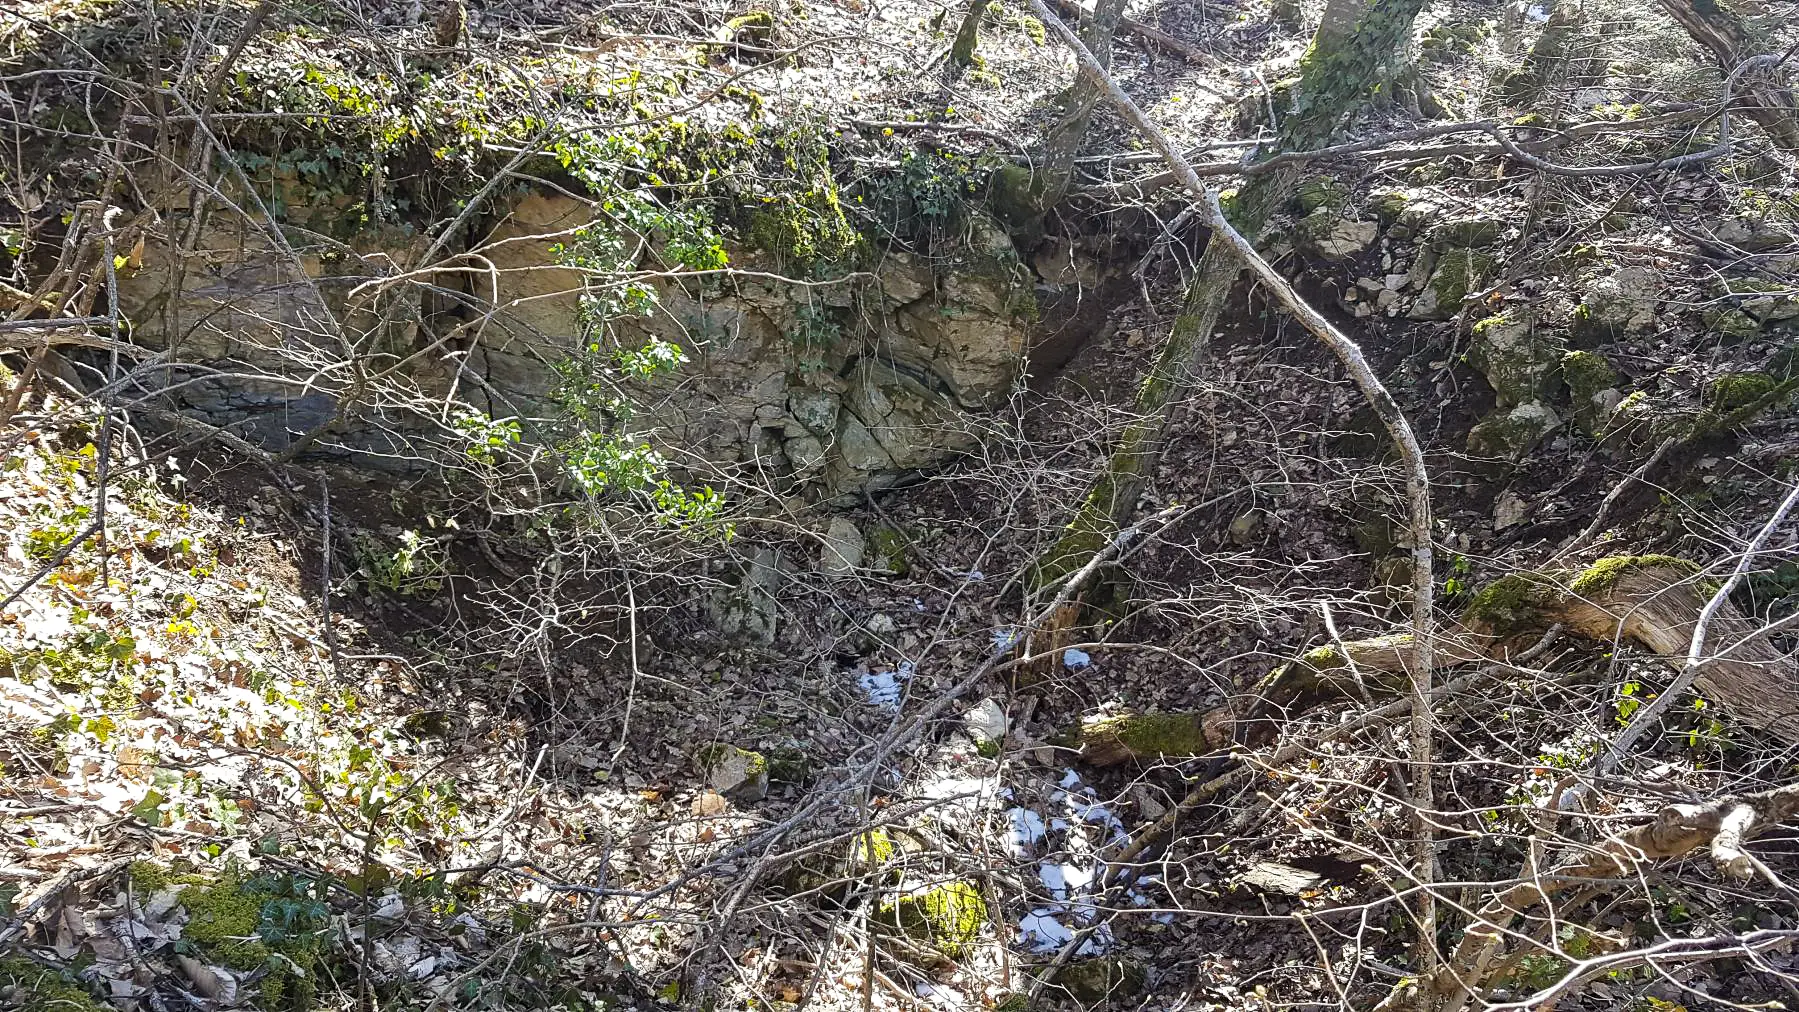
[1003,807,1046,857]
[1019,908,1074,952]
[860,660,913,710]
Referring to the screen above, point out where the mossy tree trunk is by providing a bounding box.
[1028,0,1429,605]
[1658,0,1799,150]
[950,0,986,67]
[1503,2,1575,109]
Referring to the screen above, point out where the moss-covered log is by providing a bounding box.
[1076,556,1799,766]
[1077,708,1230,766]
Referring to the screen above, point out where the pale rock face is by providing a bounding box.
[1493,491,1528,529]
[1575,266,1662,337]
[1296,213,1379,261]
[1467,402,1562,461]
[1468,312,1565,408]
[116,193,1036,497]
[709,547,784,644]
[819,517,865,577]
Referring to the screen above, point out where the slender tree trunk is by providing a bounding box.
[1031,0,1429,599]
[950,0,985,67]
[1033,0,1129,207]
[1658,0,1799,150]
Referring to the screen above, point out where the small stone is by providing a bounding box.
[1228,508,1268,544]
[1056,958,1147,1003]
[963,698,1007,746]
[692,790,729,816]
[819,517,864,577]
[696,743,769,802]
[1237,861,1324,897]
[1493,491,1528,529]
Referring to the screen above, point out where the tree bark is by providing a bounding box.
[950,0,984,67]
[1028,0,1429,599]
[1032,0,1128,208]
[1658,0,1799,150]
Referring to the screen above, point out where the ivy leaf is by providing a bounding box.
[131,789,166,826]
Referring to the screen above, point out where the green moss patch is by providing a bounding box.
[1568,555,1701,598]
[1429,247,1495,309]
[1080,711,1210,758]
[877,880,987,958]
[1708,371,1778,411]
[0,958,108,1012]
[1292,176,1348,215]
[168,870,325,1011]
[1562,350,1620,434]
[748,183,861,268]
[1463,572,1565,635]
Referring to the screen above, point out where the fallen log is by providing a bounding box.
[1076,555,1799,765]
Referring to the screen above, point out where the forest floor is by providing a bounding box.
[7,0,1799,1009]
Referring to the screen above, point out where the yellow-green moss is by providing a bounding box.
[129,859,173,895]
[181,877,273,969]
[748,184,860,267]
[850,827,897,867]
[1561,350,1617,399]
[1293,176,1347,215]
[1568,555,1700,597]
[1428,247,1496,308]
[1708,371,1778,411]
[176,875,320,1011]
[878,880,987,957]
[1081,711,1208,757]
[867,526,910,576]
[724,9,773,39]
[1464,573,1564,634]
[0,958,107,1012]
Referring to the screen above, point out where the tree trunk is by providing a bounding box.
[1032,0,1128,208]
[950,0,984,67]
[1658,0,1799,150]
[1027,0,1429,602]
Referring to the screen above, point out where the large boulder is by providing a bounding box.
[1572,266,1662,340]
[1467,312,1564,407]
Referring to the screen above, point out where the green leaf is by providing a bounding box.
[131,790,166,826]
